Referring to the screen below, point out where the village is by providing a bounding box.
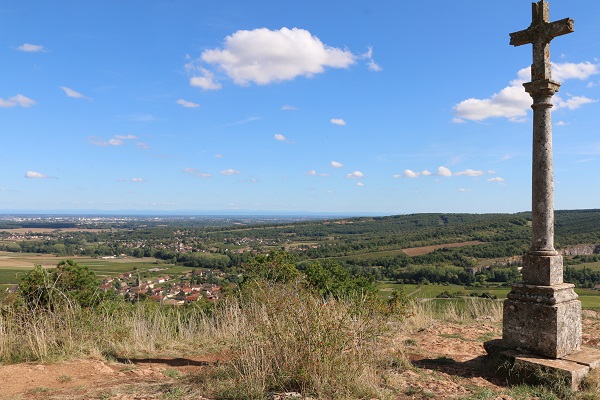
[98,268,223,305]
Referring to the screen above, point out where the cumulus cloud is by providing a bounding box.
[176,99,200,108]
[394,169,433,178]
[60,86,91,100]
[403,169,420,178]
[189,68,222,90]
[455,169,484,177]
[453,62,600,122]
[306,170,318,176]
[437,166,453,177]
[220,169,241,175]
[555,96,597,110]
[196,172,212,178]
[346,171,364,179]
[131,178,145,182]
[0,94,36,108]
[356,182,365,187]
[555,121,568,126]
[457,188,471,192]
[274,133,287,141]
[553,61,599,81]
[330,161,344,168]
[330,118,346,126]
[17,43,45,52]
[25,171,49,179]
[281,105,298,110]
[197,28,356,87]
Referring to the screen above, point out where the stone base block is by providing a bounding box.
[522,254,564,286]
[513,354,589,392]
[503,283,581,358]
[484,341,600,391]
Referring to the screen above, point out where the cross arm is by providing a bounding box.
[510,28,534,47]
[546,17,574,40]
[510,17,574,47]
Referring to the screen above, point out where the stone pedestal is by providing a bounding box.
[503,283,582,358]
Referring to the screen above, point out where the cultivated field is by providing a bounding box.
[0,251,190,284]
[401,241,485,256]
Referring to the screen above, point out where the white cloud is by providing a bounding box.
[220,169,241,175]
[196,172,212,178]
[108,138,123,146]
[60,86,91,100]
[437,166,452,177]
[421,170,432,176]
[346,171,364,179]
[453,62,600,122]
[457,188,471,192]
[176,98,200,108]
[274,133,287,141]
[137,142,150,150]
[0,94,36,108]
[17,43,45,52]
[555,96,597,110]
[306,170,318,176]
[190,68,222,90]
[25,171,49,179]
[199,27,356,86]
[362,46,382,72]
[488,177,505,183]
[453,84,531,122]
[89,135,136,146]
[330,118,346,126]
[215,154,224,158]
[131,178,144,182]
[455,169,484,177]
[555,121,568,126]
[281,105,298,111]
[553,62,599,81]
[330,161,344,168]
[356,182,365,187]
[401,169,419,178]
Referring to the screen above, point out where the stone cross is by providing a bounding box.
[510,1,574,82]
[501,0,581,359]
[510,0,573,259]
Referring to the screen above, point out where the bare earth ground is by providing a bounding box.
[2,312,600,399]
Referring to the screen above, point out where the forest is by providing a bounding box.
[2,209,600,287]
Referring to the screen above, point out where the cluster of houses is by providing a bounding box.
[99,271,222,305]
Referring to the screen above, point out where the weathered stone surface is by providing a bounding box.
[513,354,589,392]
[501,1,581,363]
[563,347,600,369]
[521,254,564,286]
[506,282,578,305]
[503,284,581,358]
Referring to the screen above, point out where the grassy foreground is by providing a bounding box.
[1,283,600,399]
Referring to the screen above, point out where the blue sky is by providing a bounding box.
[2,1,600,215]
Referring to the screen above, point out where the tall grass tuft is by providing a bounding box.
[197,280,404,399]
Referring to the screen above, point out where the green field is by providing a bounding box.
[0,251,195,284]
[377,281,600,310]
